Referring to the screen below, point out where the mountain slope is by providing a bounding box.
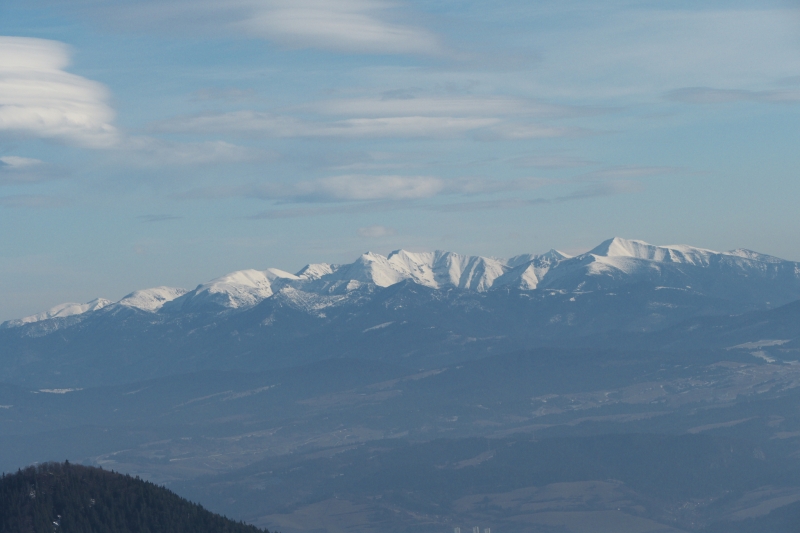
[0,462,268,533]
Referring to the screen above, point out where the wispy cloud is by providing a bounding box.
[232,163,655,218]
[305,96,571,118]
[358,225,394,238]
[155,111,501,139]
[0,37,118,148]
[236,0,441,55]
[181,175,549,203]
[76,0,441,55]
[154,93,582,140]
[247,201,397,219]
[666,87,800,104]
[428,181,641,213]
[553,180,643,202]
[123,137,265,166]
[0,156,62,185]
[244,178,641,219]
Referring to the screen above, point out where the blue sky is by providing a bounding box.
[1,0,799,320]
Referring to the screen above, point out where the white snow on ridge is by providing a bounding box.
[174,268,300,310]
[727,249,786,264]
[4,298,111,328]
[296,262,339,280]
[117,286,188,312]
[7,237,800,322]
[588,237,716,266]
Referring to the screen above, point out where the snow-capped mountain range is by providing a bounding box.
[5,237,800,328]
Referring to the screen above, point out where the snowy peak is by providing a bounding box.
[587,237,716,265]
[3,298,111,328]
[494,250,569,290]
[296,263,339,280]
[446,253,508,291]
[381,249,508,291]
[169,268,300,311]
[324,252,407,288]
[116,287,189,312]
[507,249,570,269]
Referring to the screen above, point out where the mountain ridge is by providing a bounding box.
[5,237,799,328]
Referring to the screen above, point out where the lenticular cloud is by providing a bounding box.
[0,36,118,148]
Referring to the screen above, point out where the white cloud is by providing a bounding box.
[313,174,443,200]
[154,82,596,142]
[155,110,503,139]
[0,36,118,148]
[154,92,581,140]
[332,116,501,138]
[0,156,44,169]
[230,174,447,201]
[306,96,569,117]
[80,0,441,55]
[181,174,548,203]
[237,0,441,55]
[0,155,60,185]
[124,137,263,165]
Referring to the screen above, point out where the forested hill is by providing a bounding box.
[0,462,270,533]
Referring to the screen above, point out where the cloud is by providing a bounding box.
[554,180,643,201]
[155,110,502,139]
[0,156,62,185]
[358,225,394,238]
[306,96,571,118]
[665,87,800,104]
[312,175,442,200]
[75,0,441,55]
[123,137,264,165]
[0,156,42,169]
[236,0,441,55]
[244,177,641,219]
[0,37,260,165]
[181,175,548,203]
[154,94,583,140]
[247,201,396,219]
[0,36,118,148]
[183,175,445,202]
[0,194,69,208]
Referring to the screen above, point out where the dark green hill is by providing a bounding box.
[0,462,270,533]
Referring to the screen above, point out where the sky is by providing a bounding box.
[1,0,799,321]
